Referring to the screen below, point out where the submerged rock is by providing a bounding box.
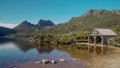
[42,59,49,64]
[59,59,66,62]
[51,60,56,64]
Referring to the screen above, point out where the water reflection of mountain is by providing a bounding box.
[0,37,16,43]
[14,39,35,52]
[0,38,54,54]
[0,38,35,52]
[37,47,54,54]
[36,43,54,54]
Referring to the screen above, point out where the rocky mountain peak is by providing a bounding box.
[13,19,55,32]
[84,9,107,16]
[36,19,55,28]
[19,20,31,25]
[83,9,120,16]
[14,20,38,32]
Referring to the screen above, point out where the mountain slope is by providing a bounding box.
[0,26,16,37]
[40,9,120,34]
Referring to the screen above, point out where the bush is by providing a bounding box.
[114,36,120,44]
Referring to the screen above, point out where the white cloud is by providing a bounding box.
[0,22,18,28]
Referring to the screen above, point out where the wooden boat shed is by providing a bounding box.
[88,28,117,54]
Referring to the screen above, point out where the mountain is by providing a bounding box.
[0,26,16,37]
[14,20,39,32]
[36,19,55,29]
[14,19,55,32]
[40,9,120,35]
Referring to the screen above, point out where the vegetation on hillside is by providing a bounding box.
[39,10,120,35]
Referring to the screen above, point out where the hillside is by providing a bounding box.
[40,9,120,35]
[0,26,16,37]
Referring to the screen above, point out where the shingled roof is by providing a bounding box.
[90,28,117,36]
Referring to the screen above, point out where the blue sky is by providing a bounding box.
[0,0,120,28]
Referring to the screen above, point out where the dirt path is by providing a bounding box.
[87,46,120,68]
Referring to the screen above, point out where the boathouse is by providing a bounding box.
[88,28,117,54]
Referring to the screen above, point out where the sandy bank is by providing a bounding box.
[87,46,120,68]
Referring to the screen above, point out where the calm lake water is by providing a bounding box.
[0,38,83,68]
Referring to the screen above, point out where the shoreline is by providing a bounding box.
[86,46,120,68]
[15,45,120,68]
[15,58,88,68]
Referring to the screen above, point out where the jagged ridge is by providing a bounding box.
[14,19,55,32]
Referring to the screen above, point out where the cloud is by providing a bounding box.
[0,22,18,28]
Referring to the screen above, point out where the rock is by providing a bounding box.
[13,67,16,68]
[73,58,77,61]
[84,9,107,16]
[42,59,49,64]
[51,60,56,64]
[59,59,66,62]
[10,66,16,68]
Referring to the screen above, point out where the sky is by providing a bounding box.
[0,0,120,28]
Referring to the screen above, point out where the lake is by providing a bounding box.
[0,38,87,68]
